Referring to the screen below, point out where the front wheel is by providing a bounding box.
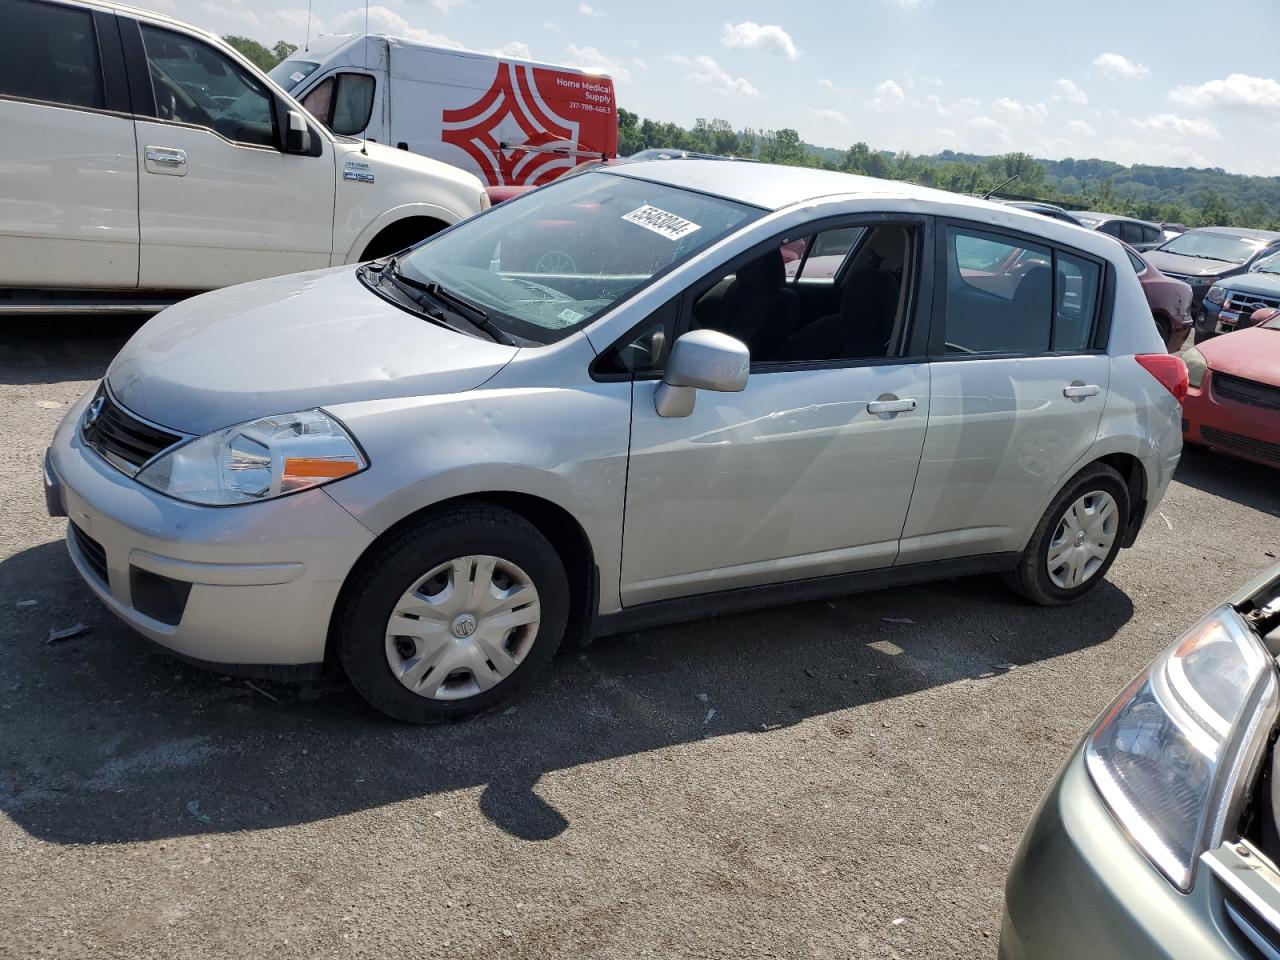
[336,505,569,723]
[1002,464,1129,606]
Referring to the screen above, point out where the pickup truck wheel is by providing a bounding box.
[360,217,447,261]
[337,505,569,723]
[1002,463,1129,606]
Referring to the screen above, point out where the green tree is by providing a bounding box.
[223,35,292,71]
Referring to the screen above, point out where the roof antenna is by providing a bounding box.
[360,0,370,155]
[981,173,1019,201]
[304,0,312,51]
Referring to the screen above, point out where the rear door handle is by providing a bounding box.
[1063,383,1100,400]
[866,396,918,416]
[144,146,187,176]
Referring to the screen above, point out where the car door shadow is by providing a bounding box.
[0,539,1132,845]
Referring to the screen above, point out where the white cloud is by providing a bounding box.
[631,57,649,71]
[808,107,850,126]
[492,41,531,60]
[1053,78,1087,105]
[870,79,906,111]
[669,54,758,96]
[1132,113,1222,141]
[329,6,461,47]
[1065,119,1096,138]
[966,115,1015,151]
[993,97,1048,123]
[1169,73,1280,110]
[427,0,464,12]
[577,1,601,15]
[721,21,798,60]
[564,44,630,82]
[889,0,929,8]
[198,0,314,41]
[543,21,561,33]
[1092,52,1149,80]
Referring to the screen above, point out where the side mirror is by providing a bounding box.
[654,329,750,418]
[283,109,311,154]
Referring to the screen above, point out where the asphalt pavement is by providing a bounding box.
[2,318,1278,959]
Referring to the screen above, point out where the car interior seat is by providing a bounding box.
[693,249,800,361]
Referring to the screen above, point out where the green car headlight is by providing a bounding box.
[1085,607,1277,891]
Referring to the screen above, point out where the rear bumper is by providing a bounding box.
[1182,373,1280,469]
[1001,752,1249,960]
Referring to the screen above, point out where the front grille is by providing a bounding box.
[1214,373,1280,412]
[1201,425,1280,465]
[70,523,108,584]
[81,384,183,475]
[1224,290,1280,318]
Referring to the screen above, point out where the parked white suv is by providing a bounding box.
[0,0,488,313]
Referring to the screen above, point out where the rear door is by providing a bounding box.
[898,221,1110,564]
[0,0,138,288]
[126,19,335,290]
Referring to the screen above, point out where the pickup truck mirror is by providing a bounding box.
[283,110,311,155]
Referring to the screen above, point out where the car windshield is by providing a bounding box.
[267,59,320,92]
[394,172,762,344]
[1158,231,1265,265]
[1254,253,1280,276]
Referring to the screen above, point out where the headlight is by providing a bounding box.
[1183,346,1208,389]
[1085,607,1277,890]
[136,409,366,506]
[1206,285,1226,305]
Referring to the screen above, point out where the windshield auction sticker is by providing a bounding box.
[621,205,702,241]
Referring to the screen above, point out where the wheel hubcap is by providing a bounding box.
[384,555,541,701]
[1046,490,1119,590]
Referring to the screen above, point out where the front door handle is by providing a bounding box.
[1063,383,1100,400]
[866,395,918,417]
[144,146,187,176]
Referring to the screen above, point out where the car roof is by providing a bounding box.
[1190,226,1280,240]
[68,0,221,38]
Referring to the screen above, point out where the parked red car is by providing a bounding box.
[1124,242,1194,352]
[1182,313,1280,468]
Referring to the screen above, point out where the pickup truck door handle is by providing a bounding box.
[144,147,187,176]
[1063,383,1101,400]
[866,396,918,417]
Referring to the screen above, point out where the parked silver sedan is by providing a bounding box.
[46,159,1185,721]
[1001,565,1280,960]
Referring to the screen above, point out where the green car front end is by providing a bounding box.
[1002,565,1280,960]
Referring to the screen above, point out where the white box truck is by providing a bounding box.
[269,35,618,190]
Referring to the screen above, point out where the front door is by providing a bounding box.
[619,220,932,606]
[899,221,1111,563]
[129,20,336,290]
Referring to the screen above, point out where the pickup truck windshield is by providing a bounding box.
[268,59,320,92]
[395,171,762,344]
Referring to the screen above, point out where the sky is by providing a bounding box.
[145,0,1280,176]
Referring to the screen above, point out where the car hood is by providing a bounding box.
[1201,326,1280,387]
[107,266,518,436]
[1220,272,1280,298]
[1144,251,1237,278]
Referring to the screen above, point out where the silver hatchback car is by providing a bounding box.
[46,160,1186,722]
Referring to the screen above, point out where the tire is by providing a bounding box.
[336,505,570,723]
[1154,316,1171,351]
[1002,463,1130,606]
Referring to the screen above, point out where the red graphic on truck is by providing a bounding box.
[441,62,617,187]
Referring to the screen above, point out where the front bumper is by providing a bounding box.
[47,388,376,669]
[1183,372,1280,470]
[1000,752,1252,960]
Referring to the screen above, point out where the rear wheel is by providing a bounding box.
[337,505,569,722]
[1002,464,1129,606]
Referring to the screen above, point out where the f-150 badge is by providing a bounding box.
[343,160,375,184]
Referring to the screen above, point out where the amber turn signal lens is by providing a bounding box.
[283,457,361,480]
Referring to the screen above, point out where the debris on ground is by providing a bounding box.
[977,843,995,855]
[696,692,709,703]
[186,800,211,824]
[881,617,915,624]
[1159,511,1174,531]
[703,708,716,726]
[891,917,907,926]
[46,623,89,644]
[244,680,278,702]
[35,400,62,409]
[993,662,1017,672]
[16,599,37,607]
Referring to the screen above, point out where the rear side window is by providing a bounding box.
[942,225,1101,355]
[1120,222,1145,245]
[1099,221,1123,238]
[0,0,105,110]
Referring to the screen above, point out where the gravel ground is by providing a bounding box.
[2,318,1278,960]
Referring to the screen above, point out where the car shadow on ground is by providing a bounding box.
[1,538,1133,846]
[1175,444,1280,518]
[0,316,145,387]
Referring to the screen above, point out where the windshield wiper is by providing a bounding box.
[382,257,517,346]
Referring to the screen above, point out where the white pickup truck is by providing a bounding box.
[0,0,489,314]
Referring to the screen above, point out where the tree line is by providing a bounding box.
[618,110,1280,231]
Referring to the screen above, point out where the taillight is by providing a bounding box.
[1135,353,1189,403]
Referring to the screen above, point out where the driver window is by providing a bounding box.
[140,25,276,147]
